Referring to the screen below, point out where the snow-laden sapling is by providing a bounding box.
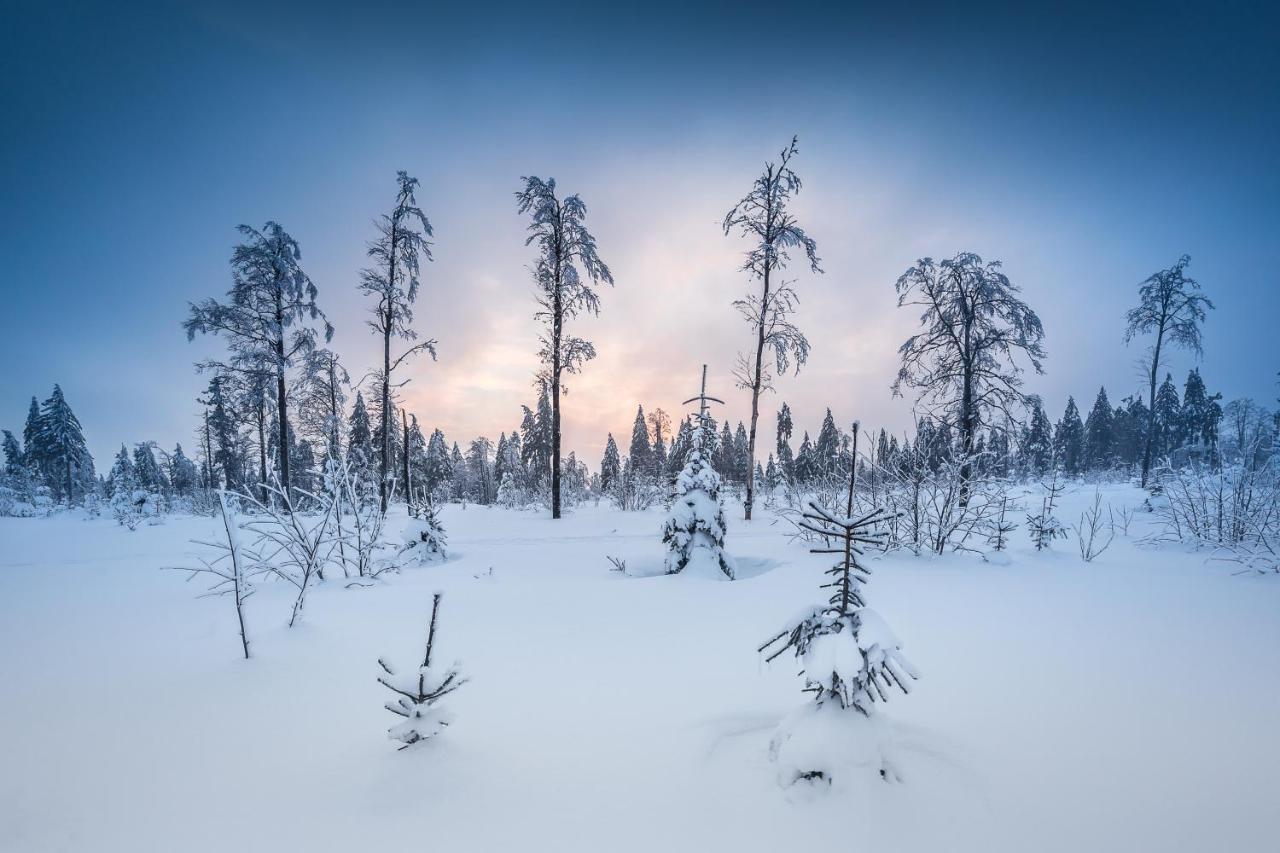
[167,491,258,659]
[662,414,736,578]
[1027,467,1067,551]
[241,480,336,627]
[761,442,917,786]
[398,497,447,565]
[378,593,468,750]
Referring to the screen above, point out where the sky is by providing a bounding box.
[2,0,1277,469]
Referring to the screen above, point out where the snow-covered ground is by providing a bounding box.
[1,484,1276,852]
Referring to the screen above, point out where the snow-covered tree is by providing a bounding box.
[36,384,93,504]
[399,498,448,565]
[723,137,821,521]
[515,176,614,519]
[776,402,795,485]
[1053,397,1084,476]
[648,408,670,479]
[378,593,467,749]
[1020,398,1053,478]
[628,405,652,480]
[761,441,916,785]
[360,171,437,513]
[1028,467,1067,550]
[662,416,735,578]
[185,222,331,506]
[599,433,621,493]
[1082,387,1115,471]
[1124,254,1213,486]
[893,252,1046,503]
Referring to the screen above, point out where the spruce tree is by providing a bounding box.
[1082,387,1115,471]
[1021,398,1053,477]
[662,415,735,578]
[600,433,621,493]
[776,402,795,485]
[1054,397,1085,475]
[1154,374,1182,458]
[628,405,652,478]
[36,385,93,503]
[814,408,841,478]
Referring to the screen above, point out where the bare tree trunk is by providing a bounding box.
[380,220,400,515]
[1140,331,1164,488]
[550,213,564,520]
[256,399,269,505]
[744,262,770,522]
[402,409,411,506]
[274,288,292,508]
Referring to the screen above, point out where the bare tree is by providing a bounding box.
[185,222,331,508]
[892,253,1046,504]
[515,176,614,519]
[723,136,821,521]
[360,171,437,514]
[1125,255,1214,487]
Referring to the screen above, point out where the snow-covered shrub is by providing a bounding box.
[762,499,916,785]
[662,418,735,578]
[240,482,336,627]
[1072,488,1115,562]
[398,500,448,565]
[378,593,468,750]
[166,491,259,659]
[1154,460,1279,573]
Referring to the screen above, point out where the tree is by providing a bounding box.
[814,409,841,479]
[723,137,821,521]
[132,442,169,494]
[515,176,614,519]
[647,408,670,479]
[36,385,93,503]
[628,405,652,479]
[893,253,1046,504]
[1124,254,1213,486]
[106,445,135,498]
[378,593,467,750]
[360,171,437,513]
[1054,397,1084,475]
[662,415,735,578]
[1082,387,1115,471]
[185,222,331,506]
[347,391,375,494]
[1182,369,1220,447]
[169,444,198,497]
[1021,397,1053,478]
[776,402,795,485]
[760,438,915,784]
[600,433,621,493]
[1153,374,1182,459]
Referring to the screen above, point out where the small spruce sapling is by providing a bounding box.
[377,593,468,750]
[760,428,917,785]
[1027,467,1067,550]
[662,414,736,578]
[399,497,448,565]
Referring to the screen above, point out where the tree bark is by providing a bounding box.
[402,409,411,506]
[1140,326,1165,488]
[744,262,769,521]
[551,221,563,520]
[380,219,399,514]
[274,285,291,508]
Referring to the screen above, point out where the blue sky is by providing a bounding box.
[2,0,1277,466]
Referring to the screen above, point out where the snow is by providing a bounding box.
[1,483,1277,852]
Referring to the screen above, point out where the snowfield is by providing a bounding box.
[1,484,1276,852]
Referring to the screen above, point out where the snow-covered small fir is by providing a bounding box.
[662,416,735,579]
[398,499,448,565]
[762,485,917,785]
[377,593,467,750]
